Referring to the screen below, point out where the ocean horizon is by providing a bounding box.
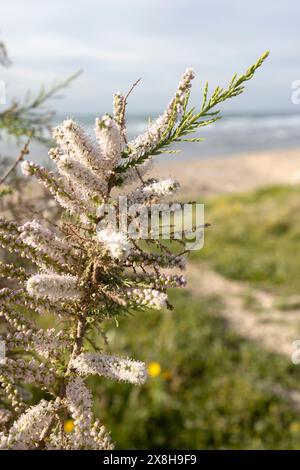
[56,111,300,159]
[2,111,300,167]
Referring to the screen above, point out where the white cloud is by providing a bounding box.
[0,0,299,112]
[8,36,144,62]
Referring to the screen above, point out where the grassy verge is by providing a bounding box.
[191,184,300,295]
[20,183,300,449]
[88,290,300,449]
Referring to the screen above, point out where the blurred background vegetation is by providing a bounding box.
[30,184,300,449]
[2,3,300,447]
[88,184,300,449]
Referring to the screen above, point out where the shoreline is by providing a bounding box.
[2,147,300,203]
[153,147,300,198]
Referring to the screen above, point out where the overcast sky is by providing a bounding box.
[1,0,299,114]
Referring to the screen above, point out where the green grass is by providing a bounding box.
[191,184,300,295]
[18,183,300,449]
[88,290,300,449]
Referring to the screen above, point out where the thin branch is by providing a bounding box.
[0,138,31,185]
[123,78,145,184]
[125,77,141,102]
[0,39,11,67]
[0,71,81,143]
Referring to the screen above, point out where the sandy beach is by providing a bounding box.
[153,148,300,199]
[3,147,300,213]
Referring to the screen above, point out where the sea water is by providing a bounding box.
[1,112,300,168]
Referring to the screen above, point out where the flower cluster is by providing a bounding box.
[125,287,168,310]
[63,377,113,450]
[26,274,82,301]
[128,177,180,204]
[19,220,73,267]
[0,55,268,449]
[71,353,147,385]
[97,228,133,260]
[125,68,195,165]
[0,399,60,450]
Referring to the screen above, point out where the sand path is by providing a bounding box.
[186,262,300,358]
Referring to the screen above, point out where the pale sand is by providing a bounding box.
[3,148,300,213]
[152,148,300,198]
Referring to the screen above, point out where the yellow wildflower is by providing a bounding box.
[148,361,161,377]
[64,419,74,433]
